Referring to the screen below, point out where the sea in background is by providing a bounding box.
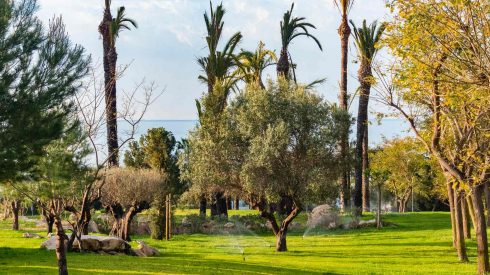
[92,118,412,165]
[119,118,412,146]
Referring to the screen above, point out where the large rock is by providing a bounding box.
[88,220,99,233]
[41,235,131,254]
[224,222,235,229]
[132,241,159,257]
[40,236,59,250]
[23,232,43,239]
[307,204,338,229]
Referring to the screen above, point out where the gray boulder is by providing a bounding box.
[307,204,339,229]
[132,241,159,257]
[23,232,43,239]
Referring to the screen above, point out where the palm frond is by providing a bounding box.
[350,19,385,62]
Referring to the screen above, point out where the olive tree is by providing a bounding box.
[185,80,348,251]
[99,168,165,241]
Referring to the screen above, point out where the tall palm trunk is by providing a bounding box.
[362,126,370,212]
[277,48,289,79]
[99,5,119,167]
[354,60,371,214]
[338,16,351,211]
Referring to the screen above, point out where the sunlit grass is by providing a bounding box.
[0,212,478,274]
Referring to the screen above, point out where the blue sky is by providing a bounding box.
[37,0,390,120]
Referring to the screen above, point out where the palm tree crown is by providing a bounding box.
[109,6,138,46]
[238,42,277,88]
[350,20,385,62]
[277,3,322,80]
[198,2,242,94]
[280,3,322,51]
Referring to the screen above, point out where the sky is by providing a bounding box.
[36,0,391,120]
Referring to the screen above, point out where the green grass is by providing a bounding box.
[0,212,479,274]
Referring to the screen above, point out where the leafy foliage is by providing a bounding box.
[0,0,90,182]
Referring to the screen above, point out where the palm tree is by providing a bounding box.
[334,0,354,211]
[351,19,385,215]
[237,41,277,88]
[197,2,242,117]
[98,0,137,167]
[196,2,242,218]
[277,3,322,80]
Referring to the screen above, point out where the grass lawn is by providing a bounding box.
[0,212,477,274]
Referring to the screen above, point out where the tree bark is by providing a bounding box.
[446,181,457,248]
[99,2,119,167]
[471,185,489,274]
[453,189,468,262]
[234,197,240,210]
[55,215,68,275]
[338,16,351,212]
[461,193,471,239]
[354,60,372,215]
[276,48,289,80]
[362,126,370,212]
[484,182,490,227]
[42,209,55,234]
[11,200,20,230]
[276,230,287,252]
[210,192,228,218]
[108,204,142,241]
[376,184,382,229]
[199,195,206,217]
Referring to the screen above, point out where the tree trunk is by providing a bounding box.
[55,216,68,275]
[276,48,289,80]
[276,229,287,252]
[99,4,119,167]
[354,61,372,215]
[234,197,240,210]
[278,195,293,216]
[376,184,382,229]
[446,181,457,248]
[42,209,55,234]
[338,16,351,212]
[362,126,370,212]
[210,192,228,218]
[108,204,137,241]
[226,197,232,210]
[471,185,489,274]
[11,200,20,230]
[484,182,490,227]
[461,193,471,239]
[199,195,206,217]
[453,189,468,262]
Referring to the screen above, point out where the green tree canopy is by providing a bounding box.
[0,0,90,182]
